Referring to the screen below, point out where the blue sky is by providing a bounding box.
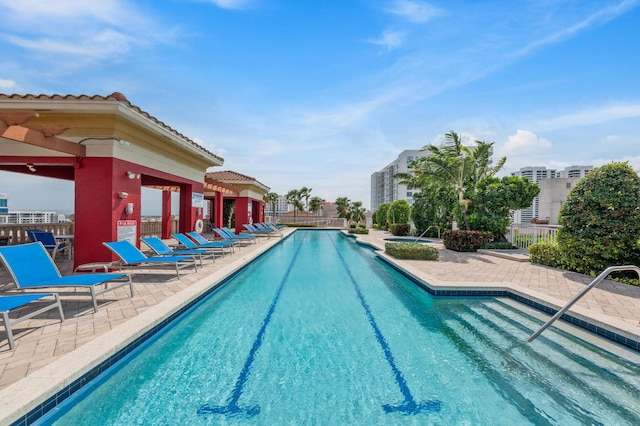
[1,0,639,214]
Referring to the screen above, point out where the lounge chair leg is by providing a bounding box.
[90,287,99,313]
[54,293,65,322]
[2,312,15,350]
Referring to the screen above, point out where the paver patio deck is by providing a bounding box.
[1,227,639,424]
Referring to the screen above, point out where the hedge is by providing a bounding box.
[385,242,439,260]
[442,230,492,252]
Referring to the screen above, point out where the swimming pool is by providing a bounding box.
[40,230,640,425]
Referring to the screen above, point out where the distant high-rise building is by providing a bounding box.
[512,165,593,224]
[557,165,592,178]
[0,193,7,224]
[370,149,427,211]
[265,195,290,218]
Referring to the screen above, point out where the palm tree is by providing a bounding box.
[286,189,304,223]
[300,186,312,211]
[415,131,505,229]
[265,192,279,219]
[335,196,351,227]
[309,196,325,216]
[349,201,366,226]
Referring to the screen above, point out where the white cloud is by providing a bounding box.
[385,0,443,23]
[0,0,174,65]
[0,78,17,89]
[605,135,619,142]
[537,104,640,130]
[207,0,253,9]
[496,130,553,172]
[367,29,406,51]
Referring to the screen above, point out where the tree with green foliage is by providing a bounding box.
[374,202,391,229]
[286,189,304,223]
[387,199,411,225]
[336,197,351,224]
[398,130,506,230]
[265,192,279,218]
[465,176,539,240]
[349,201,366,226]
[557,162,640,276]
[309,196,325,216]
[300,186,312,211]
[411,185,456,237]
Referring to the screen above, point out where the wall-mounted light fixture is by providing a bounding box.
[26,164,36,172]
[118,191,129,199]
[126,171,141,180]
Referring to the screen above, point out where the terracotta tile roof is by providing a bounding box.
[206,170,256,182]
[206,170,269,191]
[0,92,223,163]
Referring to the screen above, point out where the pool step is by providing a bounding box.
[441,300,640,425]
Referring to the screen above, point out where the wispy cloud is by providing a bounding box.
[510,0,640,60]
[537,104,640,130]
[384,0,443,23]
[206,0,254,10]
[0,0,175,65]
[366,29,406,51]
[0,78,17,90]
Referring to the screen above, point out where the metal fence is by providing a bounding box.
[508,224,560,250]
[0,218,180,246]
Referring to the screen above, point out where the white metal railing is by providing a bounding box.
[527,265,640,342]
[508,224,560,249]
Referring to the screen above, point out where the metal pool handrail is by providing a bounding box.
[527,265,640,343]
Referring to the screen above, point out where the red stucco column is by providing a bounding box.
[74,157,141,267]
[233,197,250,234]
[161,190,172,239]
[214,191,224,229]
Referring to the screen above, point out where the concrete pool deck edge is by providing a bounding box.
[0,232,290,425]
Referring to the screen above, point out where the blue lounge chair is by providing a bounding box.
[187,232,239,251]
[104,241,197,280]
[172,233,234,256]
[243,224,274,236]
[32,231,68,260]
[140,237,215,267]
[1,293,64,349]
[26,229,43,242]
[214,228,255,246]
[0,243,133,313]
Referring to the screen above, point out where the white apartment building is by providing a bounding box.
[265,195,291,218]
[370,149,426,211]
[512,165,592,224]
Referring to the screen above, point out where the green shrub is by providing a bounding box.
[481,242,516,250]
[348,227,369,234]
[390,223,411,236]
[283,223,316,228]
[442,230,492,252]
[375,203,391,229]
[387,199,411,225]
[529,242,563,268]
[385,242,439,260]
[557,162,640,276]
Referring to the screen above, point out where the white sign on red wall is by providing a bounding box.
[117,220,137,245]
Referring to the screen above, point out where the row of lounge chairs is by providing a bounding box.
[0,229,268,350]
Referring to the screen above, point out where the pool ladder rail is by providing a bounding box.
[527,265,640,343]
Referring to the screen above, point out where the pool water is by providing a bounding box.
[42,230,640,425]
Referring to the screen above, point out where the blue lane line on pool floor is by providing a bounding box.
[330,234,442,415]
[198,232,308,418]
